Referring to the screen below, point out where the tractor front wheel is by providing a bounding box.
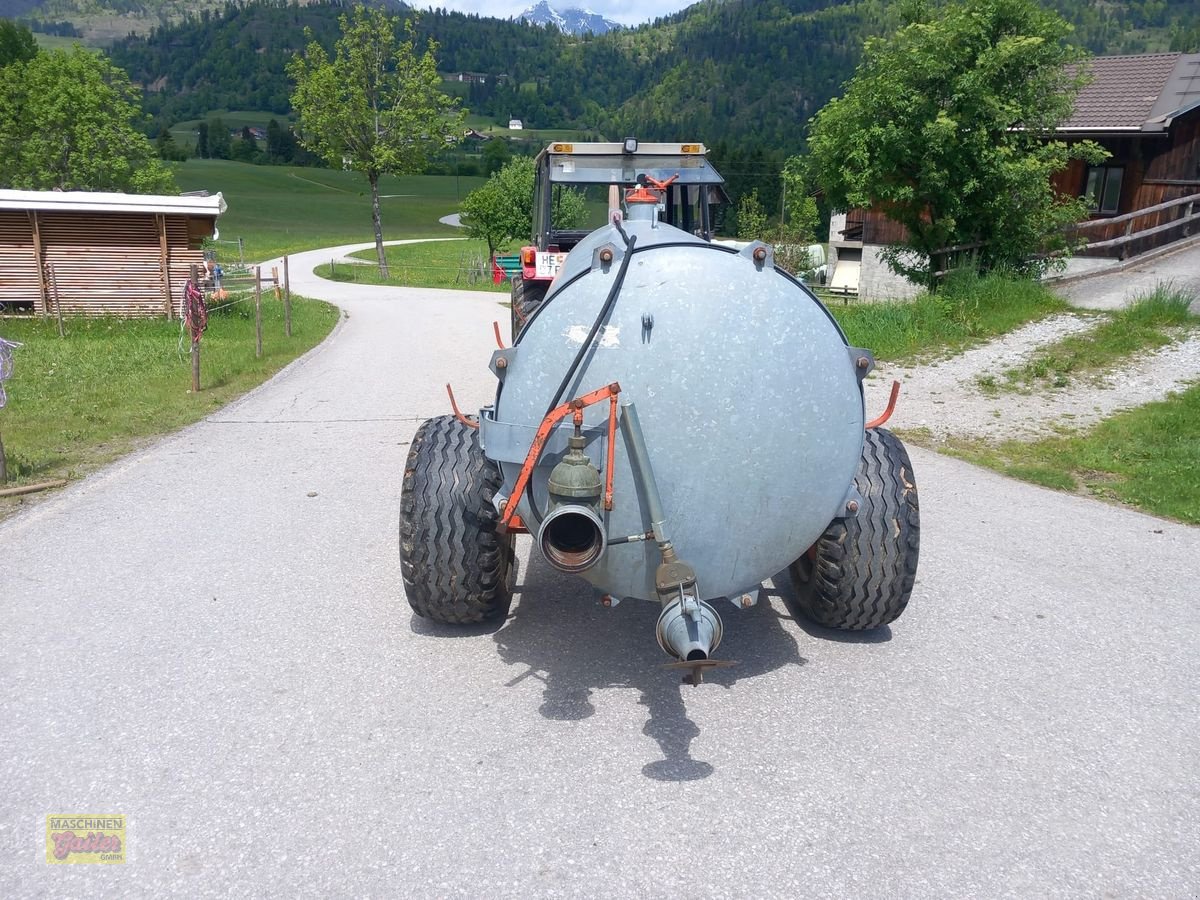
[788,427,920,631]
[399,415,514,624]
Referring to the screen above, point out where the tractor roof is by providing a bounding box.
[539,141,725,186]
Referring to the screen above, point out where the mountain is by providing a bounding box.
[94,0,1200,155]
[517,1,621,35]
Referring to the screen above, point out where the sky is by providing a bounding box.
[420,0,699,27]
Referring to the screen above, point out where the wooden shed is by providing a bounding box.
[0,190,226,317]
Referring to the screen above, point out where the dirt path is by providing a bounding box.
[863,313,1200,442]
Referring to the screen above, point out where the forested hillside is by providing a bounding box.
[99,0,1200,152]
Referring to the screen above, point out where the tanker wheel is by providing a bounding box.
[788,427,920,631]
[399,414,515,624]
[510,277,548,340]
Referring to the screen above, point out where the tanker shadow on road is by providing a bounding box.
[492,555,809,782]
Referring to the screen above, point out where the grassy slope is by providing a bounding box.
[0,298,339,502]
[945,384,1200,524]
[332,241,509,293]
[173,159,484,263]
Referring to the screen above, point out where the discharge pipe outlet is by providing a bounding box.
[537,430,606,574]
[656,596,724,662]
[538,504,606,574]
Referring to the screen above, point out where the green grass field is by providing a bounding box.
[945,383,1200,524]
[173,159,484,263]
[0,298,339,506]
[335,240,510,293]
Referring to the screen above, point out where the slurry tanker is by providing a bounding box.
[400,141,919,684]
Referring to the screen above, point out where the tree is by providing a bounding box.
[231,125,259,163]
[156,127,187,161]
[736,190,767,240]
[289,8,463,276]
[196,120,209,158]
[808,0,1105,287]
[0,48,176,193]
[0,21,37,69]
[481,136,510,175]
[207,117,231,160]
[460,157,536,260]
[459,157,588,260]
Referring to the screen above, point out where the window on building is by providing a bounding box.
[1084,166,1124,214]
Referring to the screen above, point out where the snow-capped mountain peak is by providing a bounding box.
[517,2,622,35]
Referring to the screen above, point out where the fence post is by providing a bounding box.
[255,266,263,359]
[189,264,201,393]
[48,264,65,338]
[283,255,292,338]
[238,237,245,268]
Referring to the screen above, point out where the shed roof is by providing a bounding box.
[0,189,226,217]
[1061,53,1200,134]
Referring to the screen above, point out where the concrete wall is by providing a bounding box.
[828,211,921,302]
[858,244,921,301]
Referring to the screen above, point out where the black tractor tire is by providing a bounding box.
[510,277,548,339]
[788,427,920,630]
[399,415,514,624]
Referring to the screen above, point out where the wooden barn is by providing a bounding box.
[0,190,226,317]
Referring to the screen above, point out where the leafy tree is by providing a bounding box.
[459,157,587,259]
[207,117,231,160]
[231,125,259,163]
[155,127,187,161]
[0,21,37,69]
[736,189,768,240]
[460,157,536,259]
[481,136,511,175]
[289,7,464,275]
[265,118,298,164]
[808,0,1106,287]
[0,48,176,193]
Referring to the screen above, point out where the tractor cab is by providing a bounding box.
[519,140,728,289]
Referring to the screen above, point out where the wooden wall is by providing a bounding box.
[0,212,43,311]
[0,209,210,317]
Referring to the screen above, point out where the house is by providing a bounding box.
[1051,52,1200,257]
[0,189,226,317]
[508,118,524,130]
[827,52,1200,299]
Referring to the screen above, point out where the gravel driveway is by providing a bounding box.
[2,246,1198,897]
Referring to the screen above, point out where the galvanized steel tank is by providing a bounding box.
[480,210,868,604]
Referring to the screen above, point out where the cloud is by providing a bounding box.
[418,0,695,27]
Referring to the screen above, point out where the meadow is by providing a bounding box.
[0,297,338,506]
[173,159,484,264]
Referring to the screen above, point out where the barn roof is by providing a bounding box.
[0,189,226,217]
[1061,53,1200,134]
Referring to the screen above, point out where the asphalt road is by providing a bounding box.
[3,245,1198,897]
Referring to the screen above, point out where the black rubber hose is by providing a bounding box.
[528,230,638,524]
[543,233,637,420]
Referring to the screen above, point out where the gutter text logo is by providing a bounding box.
[45,815,126,864]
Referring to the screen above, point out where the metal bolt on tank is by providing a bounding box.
[399,140,921,686]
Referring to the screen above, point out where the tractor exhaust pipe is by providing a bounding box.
[538,504,606,574]
[656,596,723,662]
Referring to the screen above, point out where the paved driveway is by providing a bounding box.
[1055,236,1200,310]
[3,246,1198,897]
